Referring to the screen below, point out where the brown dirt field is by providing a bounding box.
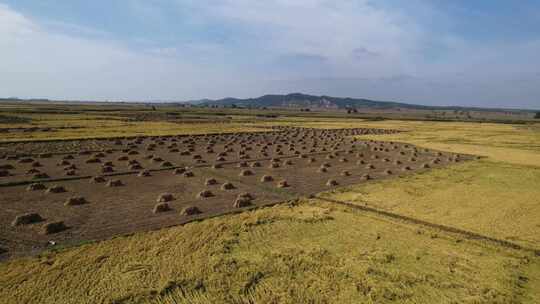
[0,127,472,259]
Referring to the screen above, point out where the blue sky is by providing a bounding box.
[1,0,539,109]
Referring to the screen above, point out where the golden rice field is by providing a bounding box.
[1,201,538,304]
[321,160,540,249]
[1,114,539,303]
[0,112,268,142]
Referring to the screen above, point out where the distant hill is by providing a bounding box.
[197,93,414,109]
[0,97,51,102]
[195,93,534,112]
[1,94,535,112]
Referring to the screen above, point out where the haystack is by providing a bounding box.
[153,202,171,213]
[65,196,87,206]
[106,179,123,187]
[138,170,151,177]
[326,179,338,186]
[239,169,254,177]
[260,175,273,182]
[197,190,213,198]
[205,178,218,185]
[101,166,114,173]
[161,161,173,167]
[234,196,252,208]
[181,206,202,216]
[221,182,235,190]
[12,213,43,226]
[91,176,106,183]
[46,185,66,193]
[130,164,143,170]
[41,221,67,235]
[277,180,289,188]
[173,168,186,175]
[26,183,46,191]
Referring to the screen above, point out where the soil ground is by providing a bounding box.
[0,127,471,259]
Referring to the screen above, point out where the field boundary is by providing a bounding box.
[13,195,539,261]
[1,199,291,261]
[316,196,540,256]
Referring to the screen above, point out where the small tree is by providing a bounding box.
[535,112,540,119]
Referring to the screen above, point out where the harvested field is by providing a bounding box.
[0,126,472,258]
[2,2,540,300]
[0,113,538,304]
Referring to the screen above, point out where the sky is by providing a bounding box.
[1,0,539,109]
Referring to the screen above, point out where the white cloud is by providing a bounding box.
[0,3,36,37]
[187,0,423,78]
[0,3,243,100]
[0,1,539,108]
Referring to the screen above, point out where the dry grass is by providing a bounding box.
[309,119,540,248]
[0,108,280,140]
[0,116,268,141]
[270,119,540,166]
[321,160,540,248]
[354,121,540,167]
[1,201,536,304]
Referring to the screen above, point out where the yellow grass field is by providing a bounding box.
[1,117,539,303]
[0,112,269,141]
[315,120,540,248]
[262,119,540,166]
[1,201,538,304]
[321,160,540,248]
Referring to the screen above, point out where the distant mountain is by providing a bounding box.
[0,97,50,102]
[197,93,422,109]
[195,93,536,112]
